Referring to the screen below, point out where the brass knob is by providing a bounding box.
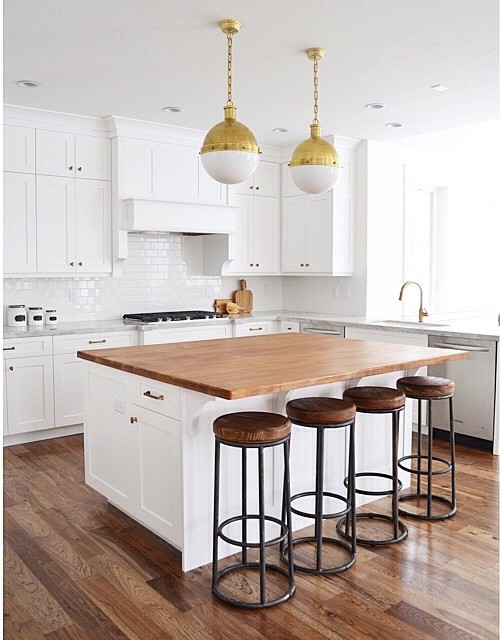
[78,262,83,267]
[300,263,305,267]
[9,366,14,371]
[256,263,260,267]
[70,261,75,266]
[250,263,254,267]
[249,185,254,189]
[68,165,74,171]
[305,263,310,267]
[130,416,138,424]
[255,186,260,191]
[77,166,82,171]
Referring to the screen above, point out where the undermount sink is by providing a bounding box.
[369,320,450,328]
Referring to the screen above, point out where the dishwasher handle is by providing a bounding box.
[302,327,342,336]
[431,342,490,353]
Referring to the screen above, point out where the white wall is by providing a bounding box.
[3,234,283,323]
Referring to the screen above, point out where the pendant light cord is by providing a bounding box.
[227,32,233,106]
[313,57,319,125]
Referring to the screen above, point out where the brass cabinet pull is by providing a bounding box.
[88,339,106,344]
[68,165,74,171]
[9,366,14,371]
[130,416,138,424]
[255,186,260,190]
[300,263,305,267]
[143,391,165,401]
[77,166,82,171]
[70,261,75,266]
[3,346,16,351]
[256,263,260,267]
[305,263,310,267]
[78,262,83,267]
[249,327,263,331]
[249,185,254,189]
[250,263,254,267]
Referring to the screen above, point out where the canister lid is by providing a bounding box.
[46,309,57,312]
[29,307,43,310]
[9,304,25,308]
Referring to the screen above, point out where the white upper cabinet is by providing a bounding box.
[3,172,37,274]
[122,138,227,205]
[281,147,355,276]
[36,130,111,180]
[3,125,35,173]
[233,161,280,197]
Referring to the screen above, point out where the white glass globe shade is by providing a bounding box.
[201,150,260,185]
[290,164,341,194]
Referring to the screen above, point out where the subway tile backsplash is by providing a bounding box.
[3,234,283,323]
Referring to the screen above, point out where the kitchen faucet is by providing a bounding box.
[398,281,429,323]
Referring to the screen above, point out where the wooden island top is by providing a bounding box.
[77,333,468,400]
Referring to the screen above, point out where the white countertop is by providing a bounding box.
[4,311,500,341]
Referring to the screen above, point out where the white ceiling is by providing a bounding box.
[4,0,499,147]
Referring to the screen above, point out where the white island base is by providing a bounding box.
[82,360,416,572]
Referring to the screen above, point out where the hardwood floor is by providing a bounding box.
[4,435,499,639]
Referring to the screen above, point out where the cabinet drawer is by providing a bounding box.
[134,381,180,419]
[53,330,137,354]
[140,324,231,345]
[234,321,275,337]
[279,320,300,333]
[3,336,52,359]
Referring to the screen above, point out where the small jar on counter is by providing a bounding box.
[28,307,44,326]
[8,304,27,327]
[45,309,58,325]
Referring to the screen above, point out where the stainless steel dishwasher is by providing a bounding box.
[299,322,345,338]
[428,335,497,443]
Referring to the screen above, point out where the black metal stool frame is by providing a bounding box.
[212,434,295,609]
[398,393,456,520]
[337,405,408,546]
[281,415,356,575]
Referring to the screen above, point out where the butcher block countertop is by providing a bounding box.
[77,333,468,400]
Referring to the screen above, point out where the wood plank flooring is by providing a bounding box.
[4,435,499,639]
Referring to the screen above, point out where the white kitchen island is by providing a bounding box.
[79,333,467,571]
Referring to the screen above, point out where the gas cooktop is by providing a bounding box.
[123,310,223,324]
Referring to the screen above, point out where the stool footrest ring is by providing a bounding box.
[398,454,452,476]
[290,491,351,520]
[280,537,356,575]
[344,472,402,497]
[218,514,288,549]
[337,513,408,546]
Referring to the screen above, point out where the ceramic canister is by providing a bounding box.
[45,309,58,325]
[28,307,44,326]
[8,304,27,327]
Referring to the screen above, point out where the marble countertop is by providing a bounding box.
[4,310,500,341]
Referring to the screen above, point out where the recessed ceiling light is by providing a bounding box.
[162,106,183,113]
[16,80,42,88]
[272,128,290,134]
[431,84,448,92]
[364,103,386,110]
[385,122,404,128]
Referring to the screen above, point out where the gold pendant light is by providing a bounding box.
[289,48,341,194]
[200,19,261,185]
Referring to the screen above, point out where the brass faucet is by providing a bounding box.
[398,281,429,323]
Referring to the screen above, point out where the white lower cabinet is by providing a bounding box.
[233,320,276,337]
[3,337,55,436]
[85,366,182,548]
[279,320,300,333]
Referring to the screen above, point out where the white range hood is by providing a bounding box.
[124,198,239,235]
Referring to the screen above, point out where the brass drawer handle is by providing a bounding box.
[143,391,165,401]
[249,327,263,331]
[88,339,106,344]
[3,346,16,351]
[130,416,138,424]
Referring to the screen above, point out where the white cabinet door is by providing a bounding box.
[306,192,334,273]
[4,125,35,173]
[234,161,280,197]
[250,196,280,273]
[36,130,111,180]
[85,371,133,509]
[233,320,275,337]
[5,355,55,435]
[130,405,182,547]
[281,196,306,273]
[3,172,37,274]
[75,180,112,273]
[36,175,75,273]
[36,176,111,274]
[53,354,85,427]
[198,157,227,204]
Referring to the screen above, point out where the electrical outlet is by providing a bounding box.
[113,398,126,414]
[68,289,77,303]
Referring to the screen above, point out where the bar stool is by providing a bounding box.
[212,411,295,609]
[396,375,457,520]
[282,397,357,575]
[337,387,408,546]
